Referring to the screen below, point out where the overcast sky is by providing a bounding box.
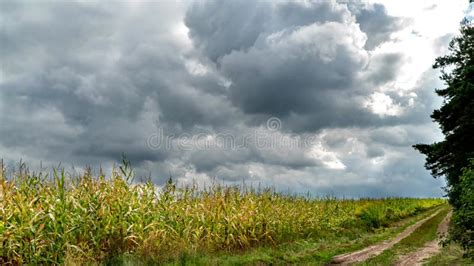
[1,0,471,197]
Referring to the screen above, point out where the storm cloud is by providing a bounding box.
[0,0,468,197]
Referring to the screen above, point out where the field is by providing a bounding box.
[0,163,445,265]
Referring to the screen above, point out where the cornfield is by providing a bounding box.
[0,161,444,264]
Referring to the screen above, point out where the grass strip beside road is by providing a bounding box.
[357,206,450,266]
[424,243,473,266]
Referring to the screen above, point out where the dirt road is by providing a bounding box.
[395,211,452,266]
[330,208,443,265]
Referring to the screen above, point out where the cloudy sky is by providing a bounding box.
[1,0,471,197]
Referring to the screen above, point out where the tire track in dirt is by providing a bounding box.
[395,211,452,266]
[329,208,444,265]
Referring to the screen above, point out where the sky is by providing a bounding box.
[0,0,471,197]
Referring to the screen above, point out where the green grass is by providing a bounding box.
[358,206,451,265]
[0,161,446,265]
[424,243,473,266]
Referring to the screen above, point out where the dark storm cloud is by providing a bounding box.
[220,22,368,115]
[349,3,407,49]
[184,1,355,63]
[365,53,404,85]
[186,140,318,174]
[185,0,412,132]
[184,1,405,61]
[184,0,270,63]
[0,0,450,197]
[0,1,237,166]
[3,1,242,125]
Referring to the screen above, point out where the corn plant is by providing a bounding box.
[0,161,445,264]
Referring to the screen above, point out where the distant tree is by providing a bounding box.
[414,19,474,257]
